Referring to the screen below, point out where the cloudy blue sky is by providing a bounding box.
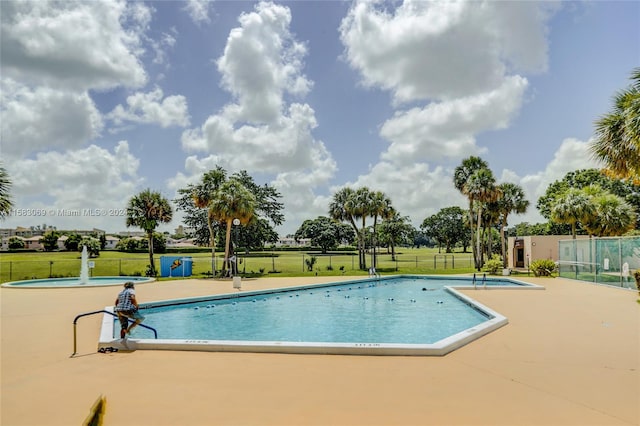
[1,0,638,236]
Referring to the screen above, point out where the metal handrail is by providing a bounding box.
[71,310,158,357]
[472,273,487,289]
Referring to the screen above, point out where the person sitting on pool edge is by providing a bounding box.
[114,281,145,339]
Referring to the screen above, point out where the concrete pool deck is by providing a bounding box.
[1,275,638,425]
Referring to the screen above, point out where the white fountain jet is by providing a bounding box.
[80,245,89,285]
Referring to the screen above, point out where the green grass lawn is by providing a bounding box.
[0,248,478,283]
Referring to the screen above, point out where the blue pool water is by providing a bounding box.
[124,276,527,345]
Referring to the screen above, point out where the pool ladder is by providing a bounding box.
[71,309,158,357]
[472,273,487,289]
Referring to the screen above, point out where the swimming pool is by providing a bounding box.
[100,275,542,356]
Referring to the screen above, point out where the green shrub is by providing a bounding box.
[530,259,557,277]
[634,271,640,295]
[8,237,25,250]
[482,254,503,275]
[305,256,317,271]
[79,238,100,257]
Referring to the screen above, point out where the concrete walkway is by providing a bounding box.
[1,275,638,425]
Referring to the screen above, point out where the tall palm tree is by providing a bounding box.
[329,187,366,269]
[126,189,173,276]
[0,164,13,219]
[495,183,529,268]
[482,201,501,259]
[550,188,596,239]
[591,68,640,181]
[454,156,489,269]
[209,178,256,276]
[354,187,376,269]
[192,167,227,275]
[368,191,394,268]
[465,168,499,270]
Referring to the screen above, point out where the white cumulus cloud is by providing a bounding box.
[0,0,149,90]
[3,141,145,231]
[173,2,336,230]
[108,86,190,130]
[380,76,528,164]
[329,0,561,232]
[1,78,103,158]
[340,0,557,104]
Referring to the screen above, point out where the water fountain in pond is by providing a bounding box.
[80,245,89,284]
[1,244,155,288]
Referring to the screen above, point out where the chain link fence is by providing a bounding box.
[1,251,475,283]
[0,258,153,282]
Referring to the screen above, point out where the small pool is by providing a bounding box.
[100,275,542,356]
[2,276,155,288]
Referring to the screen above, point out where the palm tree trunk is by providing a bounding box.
[500,223,507,268]
[468,200,477,270]
[207,216,216,276]
[359,229,365,269]
[476,208,483,270]
[148,231,155,276]
[223,220,232,276]
[361,217,367,270]
[372,217,378,268]
[346,217,361,270]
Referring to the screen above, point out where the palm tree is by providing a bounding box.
[329,187,363,266]
[454,156,490,269]
[583,192,637,237]
[0,164,13,219]
[126,189,173,276]
[351,187,373,269]
[192,167,227,275]
[368,191,394,268]
[550,188,596,239]
[590,68,640,181]
[465,168,499,270]
[495,183,529,268]
[209,178,256,276]
[482,202,501,259]
[378,212,413,261]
